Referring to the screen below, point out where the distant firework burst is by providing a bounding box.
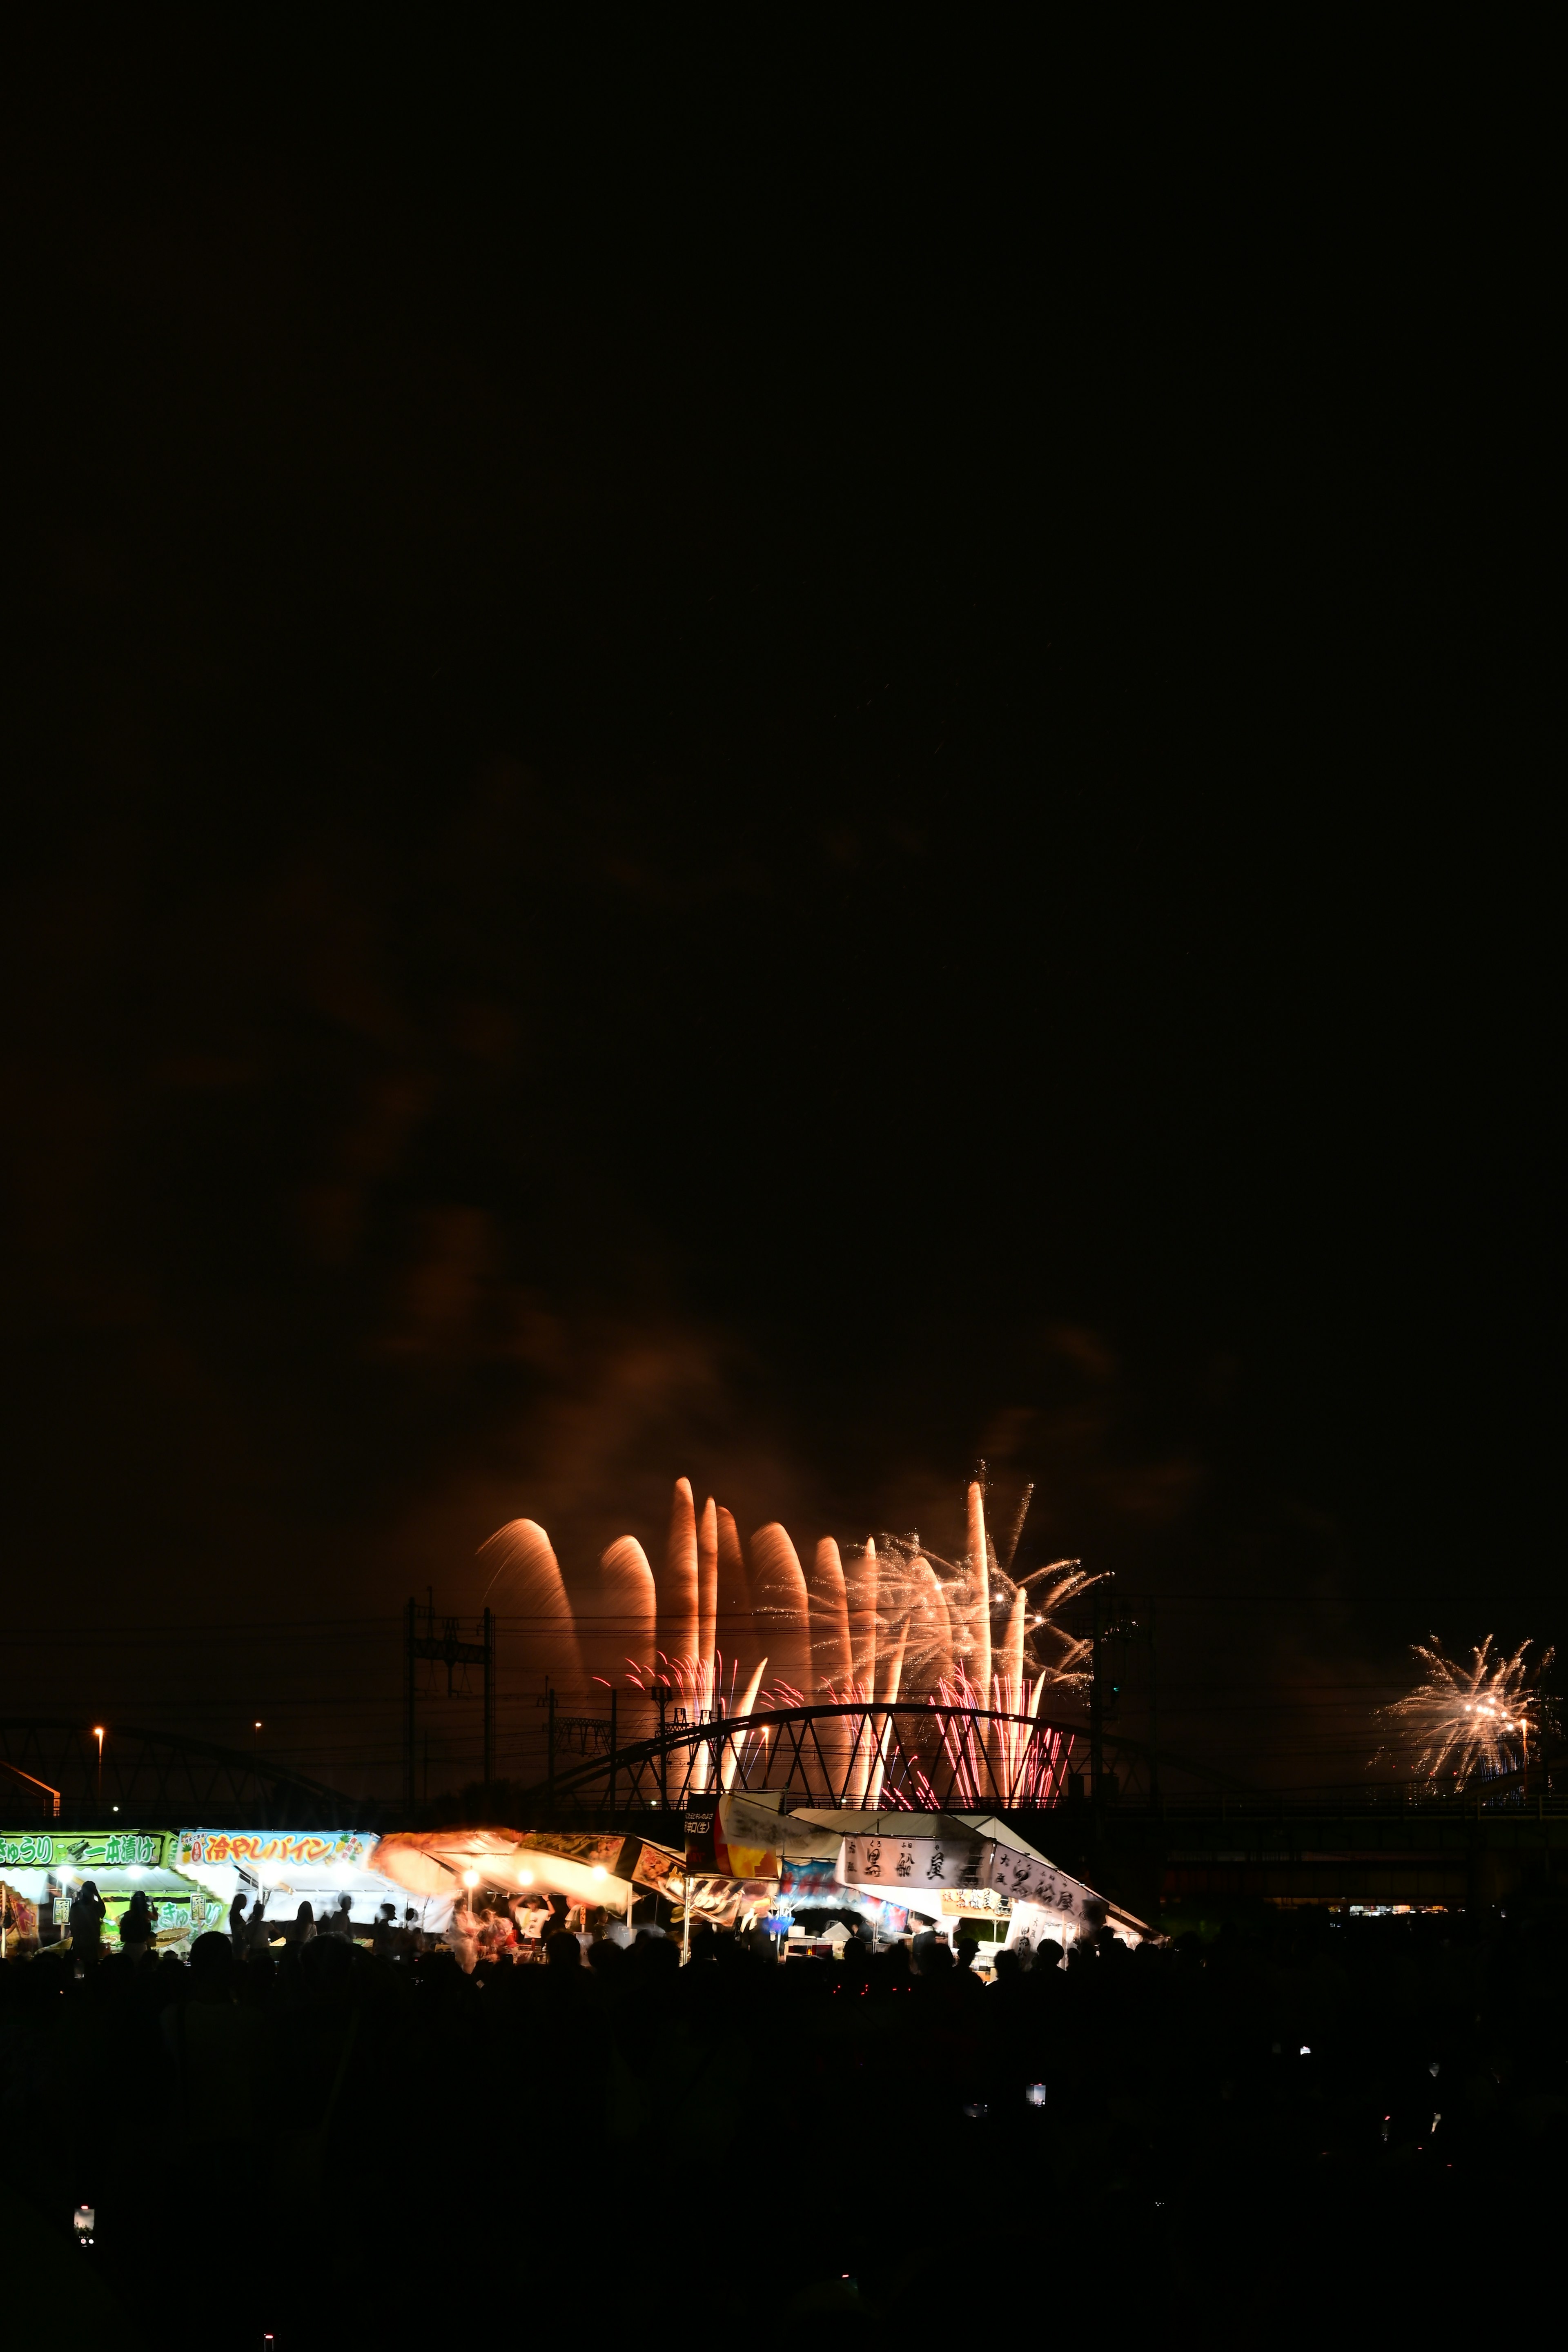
[1380,1636,1555,1786]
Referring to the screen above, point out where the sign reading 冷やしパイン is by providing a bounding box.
[1,1831,163,1870]
[174,1831,370,1869]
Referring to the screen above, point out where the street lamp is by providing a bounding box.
[92,1727,105,1806]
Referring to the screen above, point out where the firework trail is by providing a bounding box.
[1379,1635,1554,1785]
[480,1472,1101,1801]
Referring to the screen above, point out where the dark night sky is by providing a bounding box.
[1,29,1555,1795]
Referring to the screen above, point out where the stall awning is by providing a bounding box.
[370,1828,683,1912]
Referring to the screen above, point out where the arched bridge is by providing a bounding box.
[528,1695,1189,1814]
[0,1720,359,1829]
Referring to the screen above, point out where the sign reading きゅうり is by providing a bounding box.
[0,1831,163,1870]
[840,1833,1099,1919]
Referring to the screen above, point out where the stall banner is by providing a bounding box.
[1,1831,163,1870]
[675,1872,778,1929]
[716,1793,785,1877]
[840,1833,1099,1920]
[109,1891,225,1952]
[518,1830,683,1896]
[1,1881,40,1945]
[684,1805,719,1874]
[618,1838,683,1898]
[520,1832,626,1869]
[176,1830,371,1870]
[976,1845,1100,1919]
[683,1798,780,1883]
[839,1833,985,1892]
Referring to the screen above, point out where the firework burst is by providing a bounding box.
[481,1470,1100,1802]
[1380,1635,1554,1786]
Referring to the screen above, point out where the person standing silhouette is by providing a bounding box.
[69,1879,106,1966]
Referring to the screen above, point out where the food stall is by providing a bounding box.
[1,1827,425,1956]
[1,1829,228,1958]
[3,1811,1144,1965]
[174,1827,422,1941]
[669,1797,1149,1959]
[829,1809,1150,1952]
[370,1826,684,1955]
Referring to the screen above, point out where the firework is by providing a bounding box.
[1381,1635,1554,1786]
[479,1473,1100,1801]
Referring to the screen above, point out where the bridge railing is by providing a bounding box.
[533,1697,1086,1814]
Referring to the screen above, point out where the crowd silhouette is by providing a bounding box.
[2,1895,1565,2344]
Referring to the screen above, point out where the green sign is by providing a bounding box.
[0,1831,164,1871]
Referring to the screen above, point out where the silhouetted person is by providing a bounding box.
[287,1901,316,1947]
[69,1879,105,1964]
[120,1888,154,1960]
[161,1931,264,2243]
[911,1927,942,1976]
[323,1892,354,1940]
[372,1902,399,1958]
[445,1903,481,1971]
[229,1889,249,1945]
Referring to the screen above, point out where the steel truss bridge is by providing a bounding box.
[529,1696,1184,1815]
[0,1720,358,1828]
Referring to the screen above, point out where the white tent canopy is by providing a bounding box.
[752,1801,1149,1947]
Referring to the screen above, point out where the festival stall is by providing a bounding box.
[370,1827,684,1956]
[3,1813,1143,1964]
[826,1809,1150,1951]
[174,1828,421,1938]
[0,1827,443,1956]
[1,1829,231,1958]
[664,1796,1149,1958]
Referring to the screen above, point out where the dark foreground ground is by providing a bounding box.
[4,1907,1564,2345]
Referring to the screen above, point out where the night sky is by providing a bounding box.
[2,30,1552,1797]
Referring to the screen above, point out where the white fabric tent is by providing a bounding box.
[771,1803,1149,1947]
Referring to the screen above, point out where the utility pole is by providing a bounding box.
[405,1599,495,1809]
